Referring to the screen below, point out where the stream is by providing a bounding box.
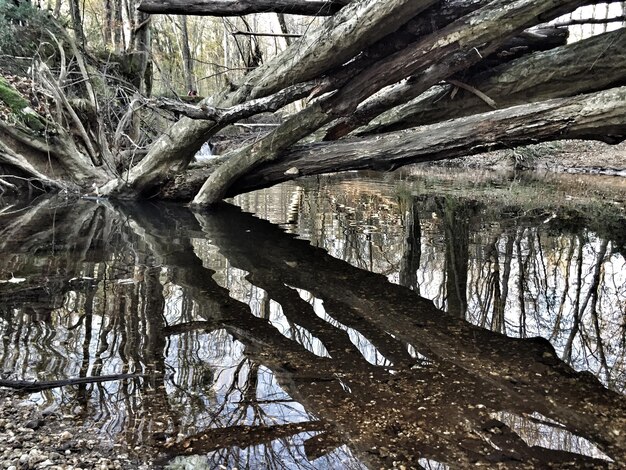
[1,168,625,469]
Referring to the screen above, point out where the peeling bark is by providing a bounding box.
[102,0,437,199]
[191,0,598,205]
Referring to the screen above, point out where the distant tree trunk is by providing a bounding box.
[441,198,470,318]
[398,198,421,292]
[127,2,152,143]
[52,0,62,17]
[69,0,86,46]
[180,15,195,93]
[114,0,125,51]
[277,14,292,47]
[104,0,112,46]
[129,3,152,95]
[491,234,514,334]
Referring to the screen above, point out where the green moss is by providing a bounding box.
[0,76,29,111]
[0,76,45,131]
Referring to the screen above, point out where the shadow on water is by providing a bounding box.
[0,172,625,468]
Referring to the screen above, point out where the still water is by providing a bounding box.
[1,169,625,468]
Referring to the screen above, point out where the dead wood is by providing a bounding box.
[191,0,596,205]
[3,0,624,203]
[138,0,350,16]
[100,0,436,199]
[160,87,626,200]
[362,28,626,134]
[0,373,142,393]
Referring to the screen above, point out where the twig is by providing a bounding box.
[446,79,497,109]
[0,178,17,190]
[232,30,302,38]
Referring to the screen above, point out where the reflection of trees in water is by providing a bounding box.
[1,195,625,468]
[252,181,626,391]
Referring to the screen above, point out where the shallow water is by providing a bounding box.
[1,169,625,468]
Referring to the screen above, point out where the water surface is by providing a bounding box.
[1,169,625,468]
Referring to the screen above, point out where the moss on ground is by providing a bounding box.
[0,76,29,111]
[0,76,46,131]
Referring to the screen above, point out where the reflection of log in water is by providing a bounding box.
[2,199,625,468]
[121,202,626,468]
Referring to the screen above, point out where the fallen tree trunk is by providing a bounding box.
[361,28,626,135]
[138,0,350,16]
[3,0,623,204]
[160,86,626,200]
[100,0,435,198]
[191,0,593,205]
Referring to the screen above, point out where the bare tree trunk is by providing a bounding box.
[398,198,421,292]
[114,0,125,51]
[276,14,292,47]
[179,15,195,93]
[191,0,593,206]
[362,28,626,135]
[104,0,113,46]
[441,198,470,318]
[69,0,86,46]
[100,0,434,198]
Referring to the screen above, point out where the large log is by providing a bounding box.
[191,0,594,205]
[138,0,350,16]
[160,86,626,200]
[100,0,435,198]
[360,28,626,135]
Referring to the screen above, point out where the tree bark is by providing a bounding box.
[362,28,626,135]
[160,86,626,201]
[69,0,86,46]
[138,0,350,16]
[191,0,595,205]
[179,15,195,93]
[100,0,436,198]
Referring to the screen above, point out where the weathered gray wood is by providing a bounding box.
[243,0,437,100]
[242,87,626,187]
[149,81,317,122]
[100,0,435,199]
[160,87,626,200]
[191,0,591,205]
[362,28,626,134]
[323,0,592,139]
[138,0,349,16]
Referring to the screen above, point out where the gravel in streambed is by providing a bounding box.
[0,391,153,470]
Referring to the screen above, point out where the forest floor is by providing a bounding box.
[434,140,626,175]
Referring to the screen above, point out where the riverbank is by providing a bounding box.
[433,140,626,176]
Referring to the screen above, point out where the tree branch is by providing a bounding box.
[0,373,143,393]
[138,0,349,16]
